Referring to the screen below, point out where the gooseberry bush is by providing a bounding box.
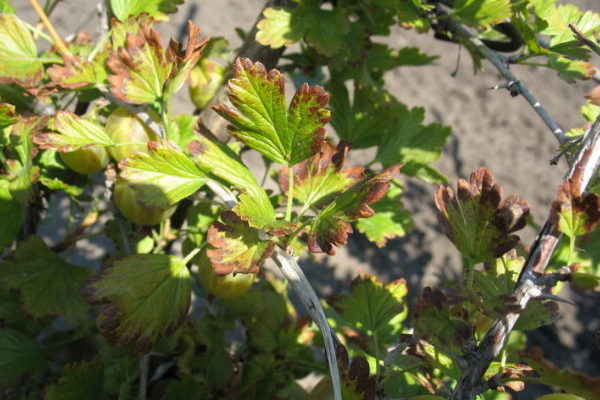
[0,0,599,399]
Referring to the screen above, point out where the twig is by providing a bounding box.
[450,116,600,400]
[440,10,568,145]
[138,354,149,400]
[29,0,73,58]
[569,24,600,57]
[272,248,342,400]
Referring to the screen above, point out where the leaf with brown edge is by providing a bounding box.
[189,133,293,235]
[435,167,530,263]
[411,287,475,355]
[47,53,109,89]
[0,14,43,87]
[33,111,113,152]
[520,347,600,399]
[307,164,402,255]
[279,141,363,208]
[107,24,173,104]
[164,21,209,100]
[206,211,275,275]
[550,179,600,238]
[213,57,329,166]
[80,253,192,354]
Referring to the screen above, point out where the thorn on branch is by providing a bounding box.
[569,23,600,57]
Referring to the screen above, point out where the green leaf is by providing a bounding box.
[366,44,438,71]
[0,328,44,388]
[452,0,512,27]
[182,202,220,258]
[548,55,596,82]
[513,299,559,331]
[255,7,303,49]
[535,395,585,400]
[0,0,14,14]
[435,168,530,263]
[355,182,414,247]
[47,54,109,89]
[412,287,475,354]
[37,150,85,198]
[46,361,105,400]
[107,25,172,104]
[119,141,207,208]
[0,14,43,86]
[473,252,523,317]
[551,180,599,238]
[0,102,15,131]
[329,274,408,344]
[308,165,402,255]
[207,211,275,275]
[109,0,183,21]
[0,236,91,323]
[214,57,330,166]
[188,134,290,234]
[520,347,600,399]
[279,141,363,208]
[328,80,398,149]
[0,180,25,250]
[80,253,192,353]
[256,1,350,56]
[165,379,204,400]
[375,103,451,177]
[33,111,113,152]
[169,114,200,151]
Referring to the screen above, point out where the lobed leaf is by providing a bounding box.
[452,0,512,28]
[45,361,105,400]
[0,14,43,86]
[33,111,113,152]
[207,211,275,275]
[355,182,414,247]
[47,54,109,89]
[119,141,207,208]
[0,328,44,388]
[520,347,600,399]
[214,57,329,166]
[107,25,173,104]
[412,287,475,354]
[329,273,408,344]
[189,134,292,234]
[0,236,91,323]
[0,102,15,131]
[256,0,350,56]
[80,253,192,354]
[550,178,600,238]
[308,164,402,255]
[109,0,183,21]
[278,141,363,208]
[435,167,530,263]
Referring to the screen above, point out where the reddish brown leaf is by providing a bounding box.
[550,178,600,236]
[207,211,275,275]
[307,164,402,255]
[435,167,530,263]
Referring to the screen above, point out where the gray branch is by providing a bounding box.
[450,116,600,400]
[442,13,569,145]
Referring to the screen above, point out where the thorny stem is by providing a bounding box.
[29,0,73,58]
[285,166,294,221]
[449,116,600,400]
[440,10,568,145]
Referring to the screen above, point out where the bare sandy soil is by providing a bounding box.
[15,0,600,396]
